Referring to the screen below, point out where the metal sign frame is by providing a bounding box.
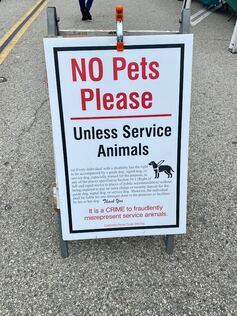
[46,2,192,258]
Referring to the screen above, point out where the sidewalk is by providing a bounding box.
[0,0,236,315]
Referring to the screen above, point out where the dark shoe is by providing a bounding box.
[82,13,88,21]
[84,7,92,20]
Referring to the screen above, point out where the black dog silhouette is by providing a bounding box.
[149,161,174,178]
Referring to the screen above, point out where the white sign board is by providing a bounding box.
[44,34,193,240]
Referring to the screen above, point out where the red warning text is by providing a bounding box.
[71,56,160,112]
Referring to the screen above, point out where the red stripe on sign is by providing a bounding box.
[70,114,172,120]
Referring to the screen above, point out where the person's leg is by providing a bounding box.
[86,0,94,11]
[79,0,88,20]
[84,0,93,20]
[79,0,86,13]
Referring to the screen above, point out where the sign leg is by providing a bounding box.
[57,212,69,258]
[164,235,174,254]
[179,0,191,34]
[47,6,59,36]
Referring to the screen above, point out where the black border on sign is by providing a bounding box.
[53,44,184,234]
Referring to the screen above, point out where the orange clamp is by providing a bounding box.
[116,6,124,51]
[117,42,124,51]
[116,6,124,22]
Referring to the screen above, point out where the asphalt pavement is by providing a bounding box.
[0,0,236,315]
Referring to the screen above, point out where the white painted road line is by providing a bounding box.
[191,7,210,21]
[191,3,223,26]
